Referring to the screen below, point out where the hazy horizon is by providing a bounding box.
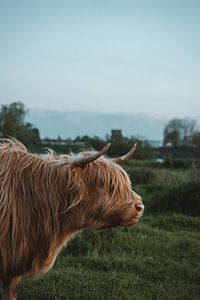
[28,109,170,140]
[27,107,199,120]
[0,0,200,117]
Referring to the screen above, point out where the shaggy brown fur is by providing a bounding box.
[0,139,144,300]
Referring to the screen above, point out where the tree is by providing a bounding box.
[163,119,183,146]
[192,132,200,148]
[0,101,40,146]
[163,118,197,146]
[182,118,197,144]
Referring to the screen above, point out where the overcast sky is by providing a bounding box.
[0,0,200,117]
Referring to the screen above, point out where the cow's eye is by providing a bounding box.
[127,200,134,206]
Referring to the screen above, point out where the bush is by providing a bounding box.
[148,181,200,216]
[127,167,154,185]
[187,169,200,181]
[163,158,191,169]
[163,158,200,169]
[145,182,165,193]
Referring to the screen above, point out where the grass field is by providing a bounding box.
[0,163,200,299]
[2,215,198,300]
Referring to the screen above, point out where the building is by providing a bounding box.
[111,129,122,140]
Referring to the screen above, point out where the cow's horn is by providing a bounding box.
[112,143,137,163]
[73,143,110,166]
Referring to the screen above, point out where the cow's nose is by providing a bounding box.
[135,202,144,213]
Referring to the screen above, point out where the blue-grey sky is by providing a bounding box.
[0,0,200,117]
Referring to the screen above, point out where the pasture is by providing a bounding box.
[1,160,200,300]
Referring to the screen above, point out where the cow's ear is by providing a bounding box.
[112,143,137,164]
[72,143,110,167]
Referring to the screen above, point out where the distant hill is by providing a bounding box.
[27,109,168,141]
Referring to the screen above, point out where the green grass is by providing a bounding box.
[1,214,199,300]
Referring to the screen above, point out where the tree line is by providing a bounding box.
[0,102,200,157]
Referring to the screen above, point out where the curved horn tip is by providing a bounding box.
[112,142,138,163]
[132,142,137,150]
[103,143,111,151]
[127,142,138,156]
[73,143,111,166]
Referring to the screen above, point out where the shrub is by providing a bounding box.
[187,169,200,181]
[163,158,191,169]
[127,167,154,185]
[148,181,200,216]
[163,158,200,169]
[145,182,165,193]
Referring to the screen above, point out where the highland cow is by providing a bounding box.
[0,139,144,300]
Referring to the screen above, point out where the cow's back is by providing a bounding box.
[0,141,53,280]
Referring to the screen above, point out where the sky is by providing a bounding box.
[0,0,200,117]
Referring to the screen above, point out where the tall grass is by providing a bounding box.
[147,181,200,216]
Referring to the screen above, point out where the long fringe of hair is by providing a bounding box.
[0,138,132,279]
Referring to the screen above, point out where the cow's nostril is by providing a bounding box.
[135,203,144,212]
